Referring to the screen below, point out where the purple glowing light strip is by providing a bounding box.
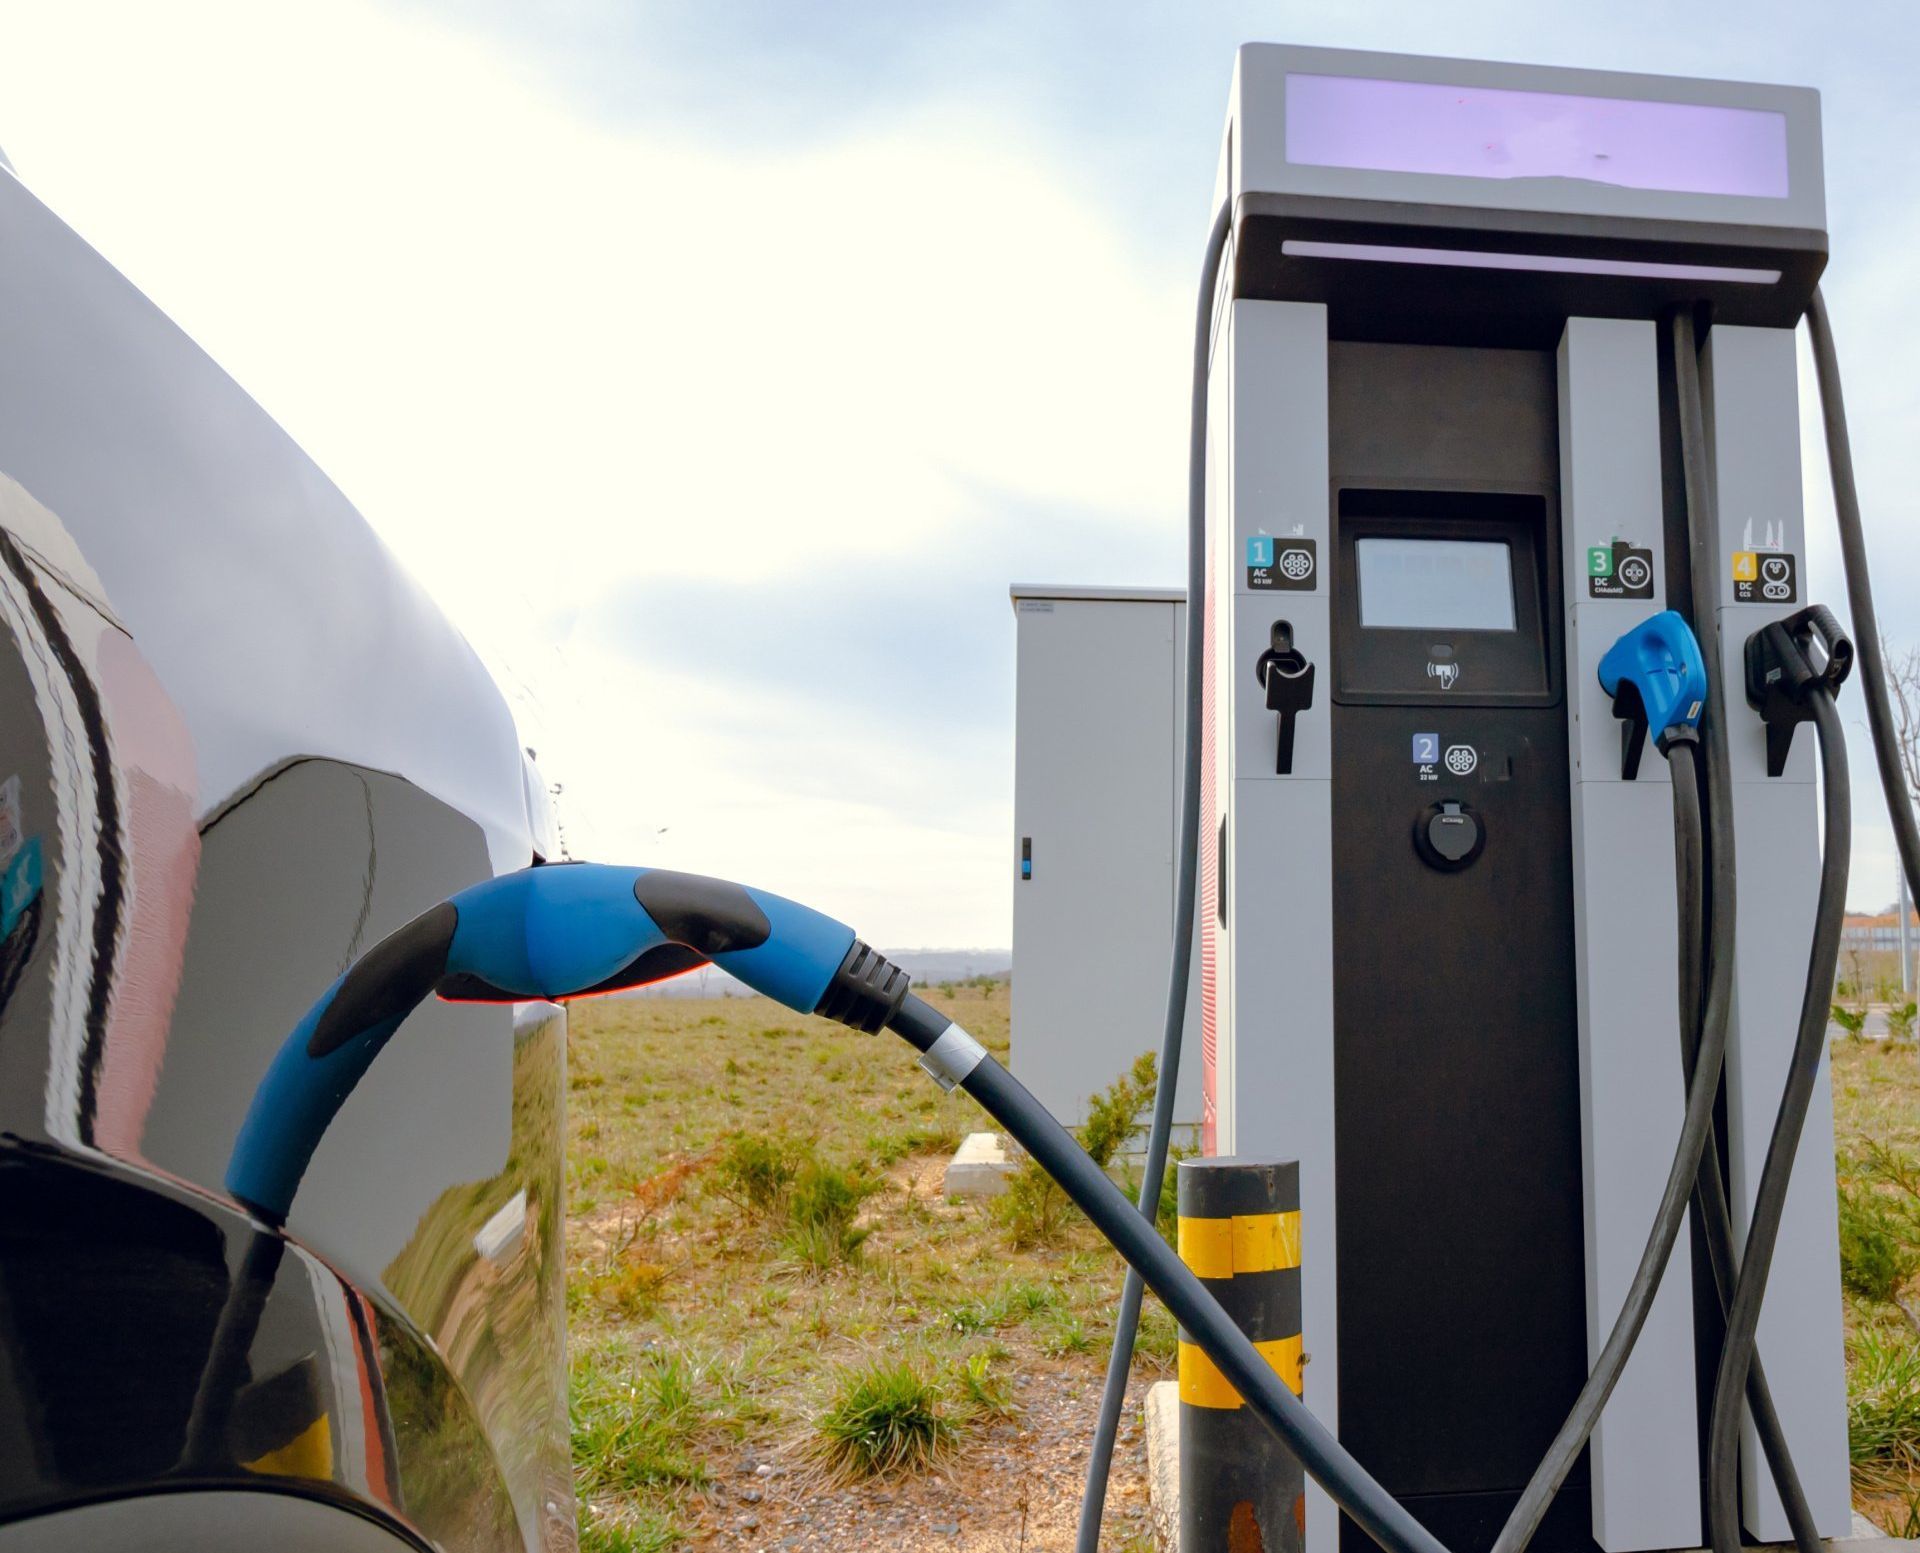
[1282,240,1781,285]
[1285,73,1790,200]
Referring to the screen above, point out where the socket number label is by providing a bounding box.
[1733,550,1797,604]
[1248,536,1316,592]
[1588,541,1655,600]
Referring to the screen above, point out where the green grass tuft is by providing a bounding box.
[570,1347,711,1496]
[577,1508,681,1553]
[814,1361,955,1479]
[1849,1323,1920,1535]
[953,1351,1020,1419]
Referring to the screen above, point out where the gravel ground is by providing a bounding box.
[683,1363,1157,1551]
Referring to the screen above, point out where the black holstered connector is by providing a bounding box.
[1255,621,1316,776]
[1744,604,1854,777]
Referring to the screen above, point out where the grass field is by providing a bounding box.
[565,993,1920,1550]
[564,984,1169,1551]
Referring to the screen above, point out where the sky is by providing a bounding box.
[2,1,1919,945]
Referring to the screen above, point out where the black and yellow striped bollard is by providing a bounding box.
[1177,1156,1304,1553]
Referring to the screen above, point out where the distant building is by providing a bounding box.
[1842,909,1920,953]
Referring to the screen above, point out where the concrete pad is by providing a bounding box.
[1144,1379,1179,1551]
[942,1131,1014,1198]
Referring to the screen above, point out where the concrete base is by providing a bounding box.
[943,1132,1014,1198]
[1141,1380,1913,1553]
[1144,1378,1181,1552]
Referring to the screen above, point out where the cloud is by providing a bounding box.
[0,0,1195,945]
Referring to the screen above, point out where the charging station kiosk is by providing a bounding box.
[1016,43,1851,1553]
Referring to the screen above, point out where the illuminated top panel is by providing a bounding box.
[1226,45,1824,235]
[1285,74,1790,200]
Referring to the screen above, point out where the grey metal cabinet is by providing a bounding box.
[1009,585,1199,1132]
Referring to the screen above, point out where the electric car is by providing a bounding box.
[0,153,573,1550]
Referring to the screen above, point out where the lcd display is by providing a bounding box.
[1357,538,1516,631]
[1285,73,1791,199]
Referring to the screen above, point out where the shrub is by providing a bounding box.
[1833,1003,1869,1041]
[715,1133,809,1213]
[1890,1001,1920,1046]
[995,1055,1161,1250]
[782,1161,874,1268]
[814,1361,954,1478]
[1082,1052,1158,1169]
[574,1260,670,1319]
[1837,1150,1920,1305]
[995,1155,1074,1249]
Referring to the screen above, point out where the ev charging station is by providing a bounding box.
[1020,43,1855,1553]
[1202,44,1846,1553]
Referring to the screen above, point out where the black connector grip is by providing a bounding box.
[814,939,910,1034]
[1255,620,1315,776]
[1745,604,1854,777]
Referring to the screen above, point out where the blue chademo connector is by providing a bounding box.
[1597,610,1710,780]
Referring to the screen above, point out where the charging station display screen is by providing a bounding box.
[1357,538,1517,632]
[1285,73,1791,199]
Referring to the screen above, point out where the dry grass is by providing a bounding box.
[566,999,1920,1546]
[565,985,1169,1549]
[1831,1037,1920,1534]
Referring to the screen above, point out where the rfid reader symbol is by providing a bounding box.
[1278,547,1314,583]
[1444,745,1478,777]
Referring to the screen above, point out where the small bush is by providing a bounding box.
[1834,1003,1869,1041]
[995,1056,1161,1250]
[1081,1051,1158,1169]
[782,1161,874,1268]
[814,1361,954,1478]
[1891,1001,1920,1046]
[573,1260,670,1319]
[715,1133,809,1213]
[995,1155,1074,1249]
[1838,1148,1920,1304]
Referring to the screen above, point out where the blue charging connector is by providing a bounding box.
[1597,610,1709,779]
[226,865,896,1222]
